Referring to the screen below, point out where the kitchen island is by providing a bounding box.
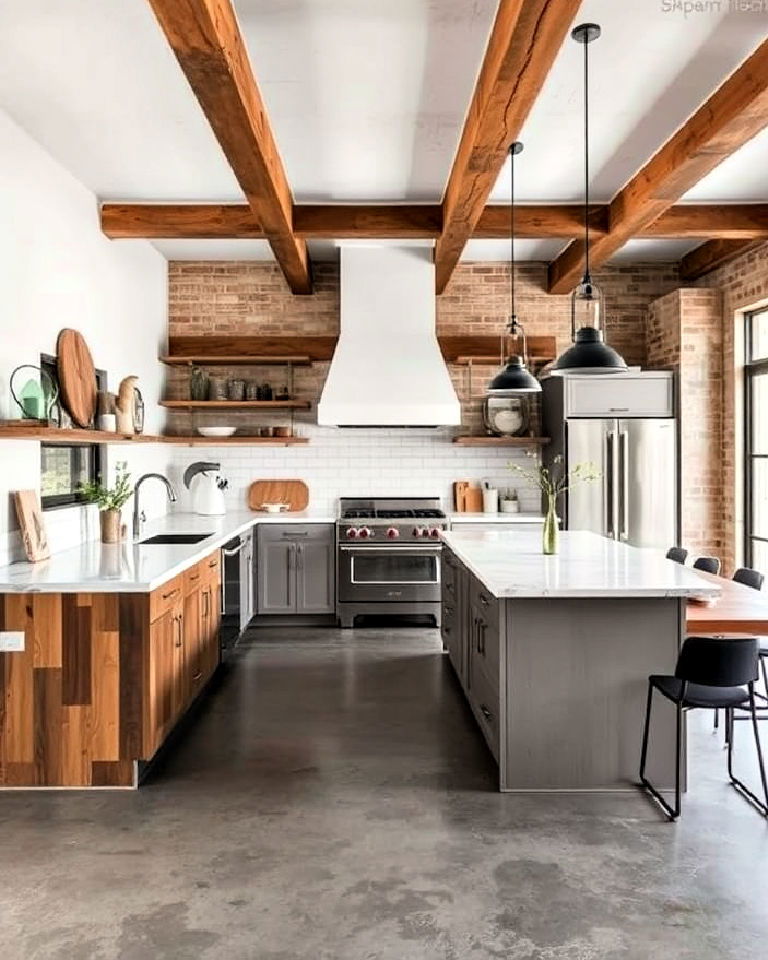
[440,529,720,792]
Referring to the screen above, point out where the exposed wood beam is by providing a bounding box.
[643,204,768,239]
[293,205,442,239]
[549,37,768,294]
[679,239,764,282]
[146,0,311,293]
[475,205,608,239]
[102,204,265,239]
[434,0,581,294]
[101,202,768,242]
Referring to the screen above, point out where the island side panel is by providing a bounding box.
[501,596,683,791]
[0,592,147,788]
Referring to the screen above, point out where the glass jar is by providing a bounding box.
[482,396,530,437]
[227,379,246,401]
[209,376,228,401]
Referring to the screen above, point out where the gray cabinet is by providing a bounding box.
[257,524,335,616]
[441,548,467,687]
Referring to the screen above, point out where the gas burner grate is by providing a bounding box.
[413,509,446,519]
[376,510,415,519]
[342,509,375,520]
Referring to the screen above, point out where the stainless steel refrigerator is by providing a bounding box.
[541,373,678,549]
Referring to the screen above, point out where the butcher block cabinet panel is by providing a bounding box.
[0,550,221,788]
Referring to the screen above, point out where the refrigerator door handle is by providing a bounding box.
[619,429,629,541]
[605,431,615,538]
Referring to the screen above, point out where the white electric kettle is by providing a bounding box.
[183,461,229,516]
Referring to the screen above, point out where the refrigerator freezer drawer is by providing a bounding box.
[565,374,674,418]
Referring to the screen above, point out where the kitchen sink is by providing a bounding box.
[139,533,212,545]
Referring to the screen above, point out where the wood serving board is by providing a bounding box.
[248,479,309,512]
[14,490,50,561]
[57,328,97,427]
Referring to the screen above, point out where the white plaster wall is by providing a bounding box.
[0,109,171,564]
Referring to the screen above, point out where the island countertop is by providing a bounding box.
[0,509,336,594]
[441,528,721,600]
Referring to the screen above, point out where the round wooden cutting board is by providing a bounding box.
[56,328,97,427]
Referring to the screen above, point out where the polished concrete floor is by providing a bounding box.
[1,627,768,959]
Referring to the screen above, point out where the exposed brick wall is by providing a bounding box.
[694,241,768,574]
[648,289,724,564]
[168,259,680,436]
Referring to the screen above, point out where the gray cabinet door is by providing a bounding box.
[257,538,295,614]
[295,540,335,614]
[257,524,335,616]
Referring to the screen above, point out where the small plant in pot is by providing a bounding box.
[79,461,133,544]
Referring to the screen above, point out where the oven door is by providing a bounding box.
[338,544,442,603]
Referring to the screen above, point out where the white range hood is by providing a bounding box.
[317,245,461,427]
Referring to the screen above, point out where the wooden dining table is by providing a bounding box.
[687,569,768,634]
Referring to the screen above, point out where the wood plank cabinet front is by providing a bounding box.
[0,549,222,789]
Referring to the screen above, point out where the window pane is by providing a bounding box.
[751,459,768,539]
[750,538,768,577]
[40,446,94,502]
[750,310,768,362]
[750,372,768,455]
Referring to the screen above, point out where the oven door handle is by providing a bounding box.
[338,545,443,553]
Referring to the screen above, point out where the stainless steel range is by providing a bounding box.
[337,497,448,628]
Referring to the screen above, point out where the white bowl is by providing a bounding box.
[197,426,237,438]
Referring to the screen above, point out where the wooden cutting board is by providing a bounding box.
[57,328,97,427]
[14,490,50,562]
[248,479,309,512]
[453,481,483,513]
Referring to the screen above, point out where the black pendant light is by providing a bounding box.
[552,23,627,376]
[488,142,541,395]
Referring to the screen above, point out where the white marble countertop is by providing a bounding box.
[0,510,336,594]
[441,529,722,599]
[449,512,545,524]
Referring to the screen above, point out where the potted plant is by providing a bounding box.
[79,461,133,544]
[508,454,600,555]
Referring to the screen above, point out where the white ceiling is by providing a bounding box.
[0,0,766,263]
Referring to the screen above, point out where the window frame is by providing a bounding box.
[743,310,768,567]
[39,353,105,511]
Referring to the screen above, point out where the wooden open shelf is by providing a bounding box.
[159,399,311,410]
[162,436,309,447]
[454,355,554,366]
[452,435,550,447]
[160,354,311,366]
[0,425,165,444]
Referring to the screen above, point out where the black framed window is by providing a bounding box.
[39,354,104,510]
[744,309,768,570]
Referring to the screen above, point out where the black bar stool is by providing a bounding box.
[693,556,721,575]
[729,567,768,726]
[639,636,768,820]
[665,546,688,564]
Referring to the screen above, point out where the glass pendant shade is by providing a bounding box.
[552,274,627,375]
[488,355,541,394]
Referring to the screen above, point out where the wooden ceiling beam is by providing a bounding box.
[679,239,764,282]
[434,0,581,294]
[548,37,768,294]
[146,0,311,293]
[101,202,768,242]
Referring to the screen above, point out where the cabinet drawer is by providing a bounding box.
[259,523,334,544]
[471,611,500,693]
[202,551,222,585]
[149,574,184,622]
[565,374,674,418]
[469,665,500,762]
[183,561,205,594]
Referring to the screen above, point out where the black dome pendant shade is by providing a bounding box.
[552,23,627,376]
[487,141,541,396]
[489,355,541,393]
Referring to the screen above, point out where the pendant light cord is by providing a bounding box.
[510,145,516,324]
[583,35,590,280]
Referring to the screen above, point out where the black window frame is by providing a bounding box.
[40,353,105,511]
[744,309,768,567]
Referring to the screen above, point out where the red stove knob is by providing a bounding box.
[386,527,400,539]
[429,527,441,539]
[359,526,373,539]
[345,527,359,539]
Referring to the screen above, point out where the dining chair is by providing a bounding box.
[665,546,688,564]
[693,556,721,575]
[639,636,768,820]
